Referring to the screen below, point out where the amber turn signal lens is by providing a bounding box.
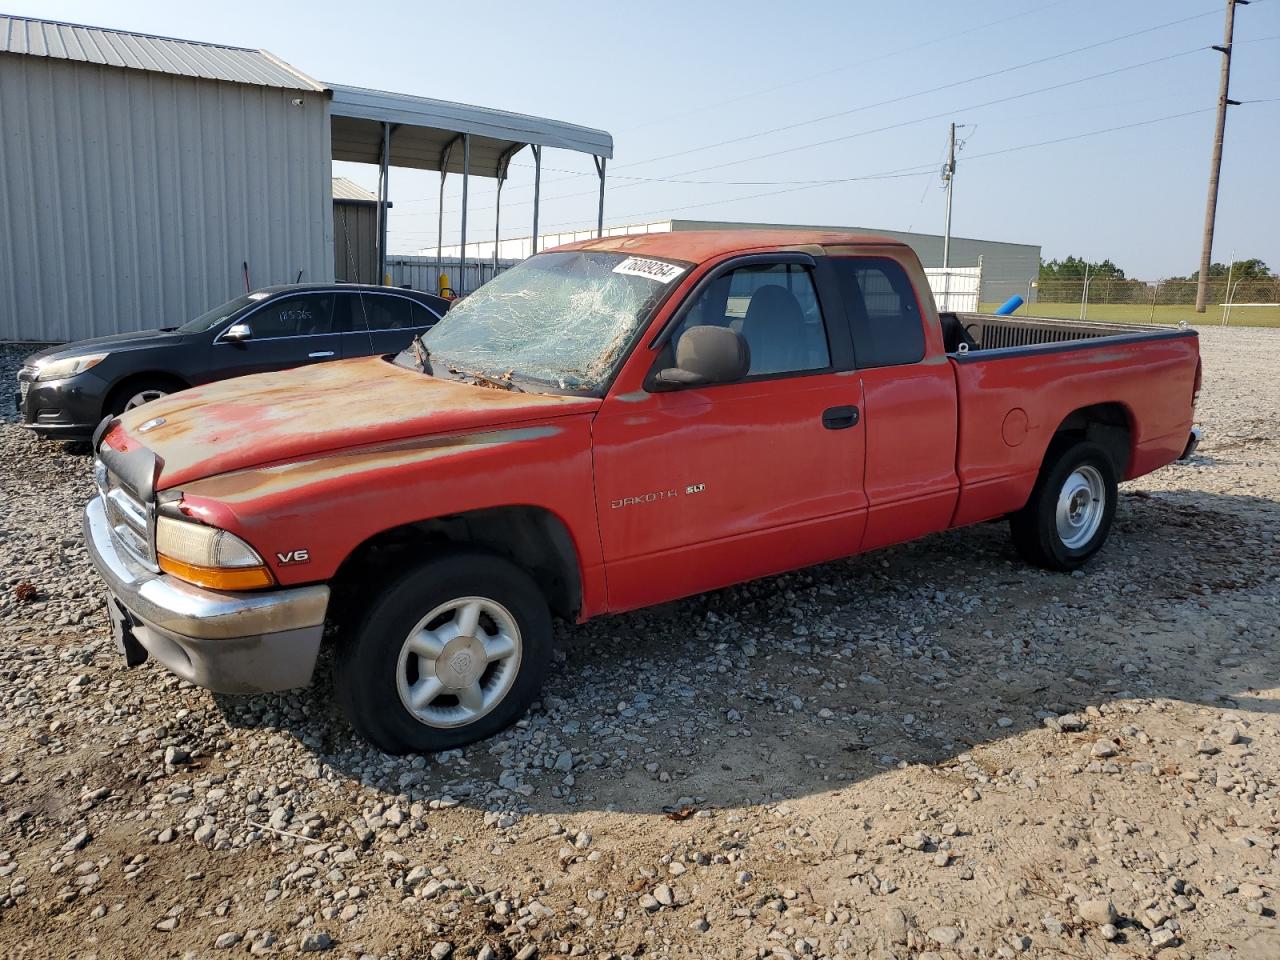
[158,555,275,591]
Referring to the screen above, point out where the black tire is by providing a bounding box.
[335,551,552,754]
[1010,439,1118,571]
[105,377,181,417]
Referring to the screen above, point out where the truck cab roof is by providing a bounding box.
[554,229,911,264]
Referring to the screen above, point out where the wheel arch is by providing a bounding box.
[103,370,190,416]
[329,504,584,627]
[1046,401,1135,479]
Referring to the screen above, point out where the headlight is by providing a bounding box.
[156,516,275,590]
[35,353,108,381]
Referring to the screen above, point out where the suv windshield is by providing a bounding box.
[178,291,268,333]
[418,251,690,390]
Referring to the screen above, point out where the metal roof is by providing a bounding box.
[0,14,323,91]
[328,82,613,179]
[331,177,379,203]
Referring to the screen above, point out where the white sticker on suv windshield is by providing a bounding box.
[612,257,686,284]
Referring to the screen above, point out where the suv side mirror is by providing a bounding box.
[222,322,253,343]
[652,325,751,390]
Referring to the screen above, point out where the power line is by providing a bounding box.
[393,43,1210,218]
[600,0,1080,135]
[422,32,1277,195]
[406,105,1247,246]
[491,2,1230,195]
[385,6,1280,236]
[607,7,1228,173]
[532,108,1227,233]
[385,84,1221,233]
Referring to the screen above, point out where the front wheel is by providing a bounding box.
[106,378,178,417]
[1010,440,1118,571]
[335,552,552,754]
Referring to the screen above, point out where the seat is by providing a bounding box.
[740,284,805,375]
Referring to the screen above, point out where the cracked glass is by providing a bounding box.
[419,251,688,391]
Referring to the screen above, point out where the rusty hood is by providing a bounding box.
[103,356,601,489]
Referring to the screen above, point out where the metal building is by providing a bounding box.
[0,15,612,342]
[434,218,1043,306]
[332,177,384,285]
[0,16,333,342]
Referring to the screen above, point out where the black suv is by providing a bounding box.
[16,284,448,439]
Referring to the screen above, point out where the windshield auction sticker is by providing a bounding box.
[612,257,687,284]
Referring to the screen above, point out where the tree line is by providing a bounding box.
[1036,256,1277,305]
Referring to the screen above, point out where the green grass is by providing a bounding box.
[977,301,1280,328]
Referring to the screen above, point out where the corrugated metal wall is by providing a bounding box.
[388,256,517,296]
[333,201,378,284]
[0,54,333,342]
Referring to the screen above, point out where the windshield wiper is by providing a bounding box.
[410,335,433,374]
[443,363,525,393]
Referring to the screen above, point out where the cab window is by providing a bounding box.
[675,263,830,377]
[832,258,925,367]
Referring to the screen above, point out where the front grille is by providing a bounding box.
[96,457,157,569]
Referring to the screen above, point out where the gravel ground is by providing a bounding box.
[0,328,1276,960]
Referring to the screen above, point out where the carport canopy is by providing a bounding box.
[327,82,614,291]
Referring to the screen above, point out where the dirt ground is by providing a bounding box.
[0,326,1276,960]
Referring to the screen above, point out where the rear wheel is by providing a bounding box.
[335,552,552,754]
[1010,440,1118,571]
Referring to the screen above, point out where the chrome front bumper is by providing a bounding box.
[84,496,330,693]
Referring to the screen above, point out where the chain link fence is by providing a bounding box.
[982,277,1280,327]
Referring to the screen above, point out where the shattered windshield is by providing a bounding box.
[418,251,690,390]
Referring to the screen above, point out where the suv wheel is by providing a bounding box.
[1010,439,1118,571]
[336,552,552,754]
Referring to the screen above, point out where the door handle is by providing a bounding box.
[308,351,335,359]
[822,405,859,430]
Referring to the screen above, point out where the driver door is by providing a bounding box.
[591,256,868,613]
[209,292,338,378]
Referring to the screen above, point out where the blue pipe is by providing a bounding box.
[994,294,1024,315]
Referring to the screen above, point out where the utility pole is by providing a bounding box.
[1196,0,1248,313]
[942,122,957,269]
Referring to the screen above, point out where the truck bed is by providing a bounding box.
[947,312,1184,354]
[941,312,1199,530]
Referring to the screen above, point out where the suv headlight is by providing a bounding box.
[156,516,275,590]
[35,353,108,381]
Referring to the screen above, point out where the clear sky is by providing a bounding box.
[14,0,1280,278]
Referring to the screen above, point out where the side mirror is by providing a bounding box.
[653,325,751,390]
[222,322,253,343]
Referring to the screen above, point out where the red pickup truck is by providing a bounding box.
[85,231,1201,753]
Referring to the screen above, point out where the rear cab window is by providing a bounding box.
[832,257,926,367]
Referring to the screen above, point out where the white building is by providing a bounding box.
[429,218,1042,306]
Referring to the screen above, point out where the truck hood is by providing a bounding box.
[105,356,601,488]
